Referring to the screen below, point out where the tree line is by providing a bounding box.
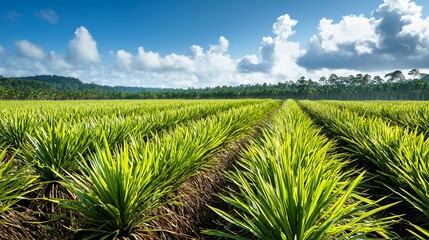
[1,69,429,100]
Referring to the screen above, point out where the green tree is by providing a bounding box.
[408,68,421,79]
[385,70,405,82]
[328,74,339,85]
[319,76,327,85]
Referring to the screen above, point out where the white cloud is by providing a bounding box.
[273,14,298,40]
[109,36,243,87]
[260,37,275,64]
[318,15,379,55]
[134,47,162,70]
[400,16,429,40]
[189,45,204,59]
[0,26,105,84]
[209,36,229,54]
[68,26,100,64]
[49,51,72,70]
[115,36,234,75]
[163,53,194,71]
[115,49,133,70]
[122,47,195,72]
[238,14,306,80]
[38,9,58,24]
[271,40,306,77]
[378,0,421,16]
[15,40,46,59]
[299,0,429,71]
[0,26,105,81]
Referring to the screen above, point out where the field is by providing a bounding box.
[1,99,429,239]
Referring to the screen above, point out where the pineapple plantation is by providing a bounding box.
[1,99,429,239]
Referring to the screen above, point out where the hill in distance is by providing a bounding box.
[0,75,175,93]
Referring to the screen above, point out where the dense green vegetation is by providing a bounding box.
[0,99,281,239]
[206,100,397,239]
[1,99,429,239]
[2,69,429,100]
[299,100,429,239]
[324,101,429,136]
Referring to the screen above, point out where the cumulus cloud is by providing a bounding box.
[49,51,72,70]
[189,45,204,59]
[115,50,133,70]
[15,40,46,59]
[209,36,229,54]
[68,26,100,64]
[271,39,306,77]
[110,36,243,87]
[116,47,195,72]
[238,54,267,73]
[0,26,105,82]
[273,14,298,40]
[238,14,306,80]
[134,47,161,70]
[0,47,80,78]
[238,37,275,73]
[299,0,429,71]
[38,9,59,24]
[317,15,379,55]
[115,36,234,73]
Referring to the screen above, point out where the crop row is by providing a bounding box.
[0,99,280,239]
[300,100,429,238]
[206,100,397,239]
[0,99,265,150]
[3,98,427,239]
[323,100,429,136]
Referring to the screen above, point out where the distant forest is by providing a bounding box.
[1,69,429,100]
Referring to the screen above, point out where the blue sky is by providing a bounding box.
[1,0,429,88]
